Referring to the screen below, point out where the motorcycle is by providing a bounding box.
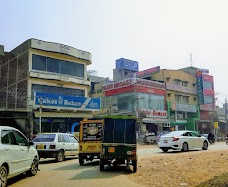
[208,138,215,145]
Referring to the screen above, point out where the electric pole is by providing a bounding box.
[225,98,227,133]
[190,53,193,66]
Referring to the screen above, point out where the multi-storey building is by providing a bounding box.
[152,69,200,131]
[0,39,100,138]
[102,76,169,134]
[181,66,215,133]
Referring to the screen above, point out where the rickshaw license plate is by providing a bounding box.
[164,140,168,143]
[37,144,44,149]
[89,146,95,150]
[108,147,115,153]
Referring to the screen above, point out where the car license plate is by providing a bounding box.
[164,140,168,143]
[37,144,44,149]
[89,146,95,150]
[108,147,115,153]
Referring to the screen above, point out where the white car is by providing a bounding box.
[32,133,79,162]
[158,130,209,152]
[0,126,39,187]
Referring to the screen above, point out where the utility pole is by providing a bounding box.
[39,97,42,133]
[190,53,193,66]
[225,98,227,133]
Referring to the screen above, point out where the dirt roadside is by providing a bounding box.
[128,147,228,187]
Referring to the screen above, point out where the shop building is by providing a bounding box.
[0,39,100,138]
[181,67,215,133]
[102,77,169,134]
[152,69,199,131]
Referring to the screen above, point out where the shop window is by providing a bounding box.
[32,54,84,78]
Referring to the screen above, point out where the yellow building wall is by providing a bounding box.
[153,69,197,105]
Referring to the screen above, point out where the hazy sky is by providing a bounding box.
[1,0,228,105]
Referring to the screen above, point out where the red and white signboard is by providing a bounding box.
[200,104,214,111]
[104,85,166,96]
[102,79,133,91]
[203,74,214,82]
[102,78,165,92]
[136,66,160,78]
[139,109,167,118]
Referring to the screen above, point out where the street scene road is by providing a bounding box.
[8,142,228,187]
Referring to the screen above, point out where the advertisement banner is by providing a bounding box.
[172,103,197,113]
[102,78,165,92]
[104,85,166,96]
[34,92,101,111]
[196,76,204,105]
[214,122,218,129]
[139,109,167,118]
[82,122,103,141]
[136,66,160,78]
[116,58,139,72]
[203,74,213,82]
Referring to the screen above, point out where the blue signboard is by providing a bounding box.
[116,58,139,72]
[196,76,204,105]
[34,92,101,111]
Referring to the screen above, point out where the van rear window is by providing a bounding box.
[33,134,56,142]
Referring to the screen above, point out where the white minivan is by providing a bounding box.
[32,133,79,162]
[0,126,39,187]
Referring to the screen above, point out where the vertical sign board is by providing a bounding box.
[196,70,204,105]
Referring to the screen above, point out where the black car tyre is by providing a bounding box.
[181,142,189,152]
[100,160,104,171]
[0,165,8,187]
[202,141,208,150]
[56,150,64,162]
[132,161,137,173]
[161,148,168,152]
[79,157,84,166]
[27,158,39,176]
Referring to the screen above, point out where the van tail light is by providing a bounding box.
[49,145,56,149]
[132,150,136,155]
[172,137,179,141]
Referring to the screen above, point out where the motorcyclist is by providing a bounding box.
[208,132,215,144]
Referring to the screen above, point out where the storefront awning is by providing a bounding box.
[142,118,170,124]
[34,112,93,118]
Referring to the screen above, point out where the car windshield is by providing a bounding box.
[33,134,56,142]
[163,131,186,137]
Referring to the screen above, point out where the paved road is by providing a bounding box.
[8,142,228,187]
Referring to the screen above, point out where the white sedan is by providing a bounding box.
[158,130,209,152]
[0,126,39,187]
[33,133,79,162]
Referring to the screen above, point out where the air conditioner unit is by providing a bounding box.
[163,123,170,127]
